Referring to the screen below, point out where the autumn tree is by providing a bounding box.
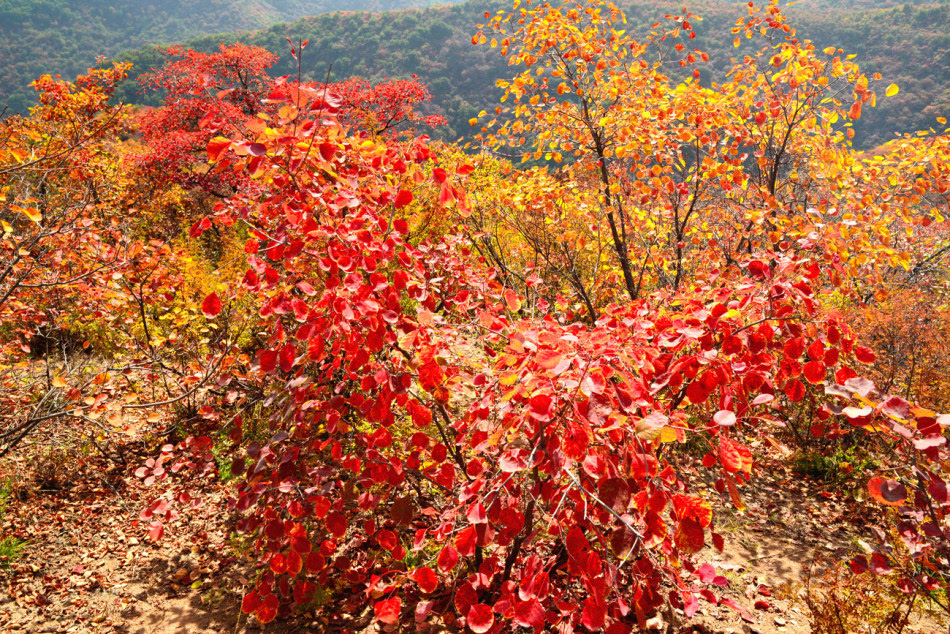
[134,35,947,634]
[113,1,950,630]
[472,0,926,306]
[329,75,447,138]
[135,43,278,197]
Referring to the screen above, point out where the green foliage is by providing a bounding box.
[93,0,950,150]
[0,0,458,115]
[4,0,944,149]
[0,537,26,568]
[792,443,878,486]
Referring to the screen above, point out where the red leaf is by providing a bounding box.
[674,517,705,554]
[457,164,475,175]
[598,478,631,513]
[247,142,267,156]
[437,545,459,572]
[528,393,554,422]
[855,346,876,363]
[566,526,589,559]
[928,477,947,504]
[411,566,439,593]
[439,181,456,205]
[803,360,825,384]
[783,337,805,360]
[206,138,231,162]
[499,448,529,473]
[713,532,725,552]
[293,580,316,605]
[279,342,296,373]
[581,598,606,630]
[536,349,565,371]
[305,552,326,573]
[914,435,946,450]
[256,593,278,624]
[241,590,261,614]
[407,400,432,427]
[455,525,478,557]
[686,380,710,404]
[719,437,743,473]
[257,349,278,374]
[503,288,522,312]
[784,379,806,402]
[562,424,590,461]
[286,548,302,576]
[201,292,222,318]
[319,142,336,162]
[325,511,347,538]
[513,598,545,628]
[467,604,494,633]
[718,596,747,614]
[270,552,287,574]
[374,597,402,625]
[418,360,444,392]
[673,494,713,527]
[394,189,413,208]
[190,217,211,238]
[377,529,398,552]
[147,521,164,541]
[467,502,487,524]
[850,555,869,574]
[881,396,910,419]
[432,167,447,183]
[697,562,716,583]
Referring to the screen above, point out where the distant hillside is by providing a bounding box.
[0,0,459,113]
[108,0,949,150]
[4,0,947,149]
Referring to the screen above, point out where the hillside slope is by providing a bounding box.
[0,0,459,113]
[110,0,950,150]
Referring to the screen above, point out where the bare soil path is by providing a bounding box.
[0,434,946,633]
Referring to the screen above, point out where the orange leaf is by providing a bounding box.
[868,477,907,506]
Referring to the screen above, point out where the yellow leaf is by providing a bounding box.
[52,376,67,388]
[13,205,41,223]
[823,46,836,55]
[659,427,683,443]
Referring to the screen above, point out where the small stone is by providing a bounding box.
[774,616,787,626]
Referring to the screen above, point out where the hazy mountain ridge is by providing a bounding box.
[2,0,947,149]
[114,0,950,150]
[0,0,459,113]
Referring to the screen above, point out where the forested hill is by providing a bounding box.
[0,0,459,114]
[108,0,950,150]
[3,0,948,149]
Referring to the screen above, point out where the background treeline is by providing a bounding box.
[115,0,950,150]
[3,0,949,149]
[0,0,455,113]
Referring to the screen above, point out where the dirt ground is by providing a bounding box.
[0,433,947,634]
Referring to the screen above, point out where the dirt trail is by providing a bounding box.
[1,441,947,633]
